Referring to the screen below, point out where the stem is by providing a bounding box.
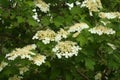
[76,68,90,80]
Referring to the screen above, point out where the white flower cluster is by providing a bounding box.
[19,66,29,75]
[68,22,89,37]
[99,12,120,19]
[32,9,40,22]
[5,44,46,66]
[55,28,69,42]
[68,22,89,32]
[34,0,50,13]
[81,0,102,15]
[5,44,37,60]
[66,1,81,10]
[52,41,81,58]
[0,61,8,72]
[88,25,115,35]
[8,75,23,80]
[32,29,56,44]
[32,54,46,66]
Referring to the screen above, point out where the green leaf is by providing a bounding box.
[85,58,95,70]
[65,72,72,80]
[50,68,60,80]
[70,6,81,15]
[108,60,119,69]
[45,61,51,67]
[0,0,9,8]
[64,14,73,25]
[17,16,24,23]
[27,18,38,26]
[53,16,64,27]
[76,33,88,46]
[41,16,50,26]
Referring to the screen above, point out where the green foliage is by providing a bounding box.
[0,0,120,80]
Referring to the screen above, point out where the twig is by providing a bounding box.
[76,68,90,80]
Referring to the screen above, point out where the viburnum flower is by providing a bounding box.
[68,22,89,37]
[32,54,46,66]
[32,29,56,44]
[55,28,69,42]
[81,0,102,16]
[66,3,74,10]
[68,22,89,33]
[52,41,82,58]
[88,25,115,35]
[99,12,120,19]
[32,9,40,22]
[81,0,102,11]
[75,1,81,6]
[0,61,8,72]
[34,0,50,13]
[5,44,37,60]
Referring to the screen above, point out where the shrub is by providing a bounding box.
[0,0,120,80]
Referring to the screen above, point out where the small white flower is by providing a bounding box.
[34,0,50,13]
[107,43,116,50]
[42,38,50,44]
[68,22,89,37]
[32,9,36,12]
[55,28,69,42]
[75,1,81,5]
[32,54,46,66]
[52,41,82,58]
[0,61,8,72]
[32,13,40,22]
[99,12,120,19]
[81,0,102,15]
[88,25,115,35]
[55,34,62,42]
[32,29,56,44]
[68,22,89,33]
[66,3,74,10]
[6,44,36,60]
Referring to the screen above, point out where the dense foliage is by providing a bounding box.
[0,0,120,80]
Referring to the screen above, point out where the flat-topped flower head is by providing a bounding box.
[32,29,56,44]
[6,44,36,60]
[88,25,115,35]
[0,61,8,72]
[68,22,89,33]
[55,28,69,42]
[81,0,102,12]
[23,44,37,51]
[52,41,82,58]
[34,0,50,13]
[32,54,46,66]
[99,12,120,19]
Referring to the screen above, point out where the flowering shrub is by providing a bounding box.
[0,0,120,80]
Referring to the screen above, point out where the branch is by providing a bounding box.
[76,68,90,80]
